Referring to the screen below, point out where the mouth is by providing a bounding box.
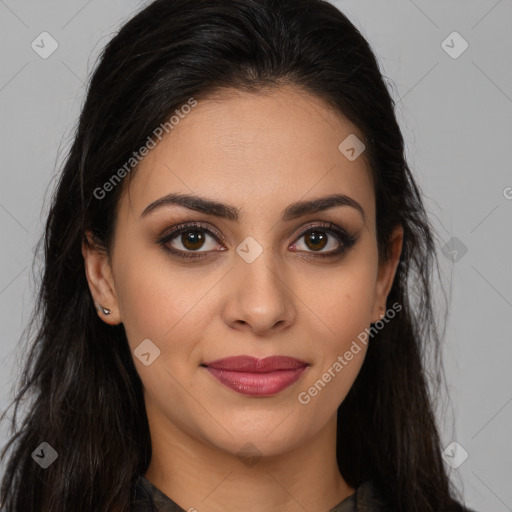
[200,355,310,396]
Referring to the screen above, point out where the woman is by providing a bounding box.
[0,0,476,511]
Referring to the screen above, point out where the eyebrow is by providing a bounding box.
[140,192,366,224]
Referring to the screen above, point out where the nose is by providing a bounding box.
[221,247,297,336]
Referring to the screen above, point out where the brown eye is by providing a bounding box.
[290,223,358,258]
[159,222,224,259]
[293,228,341,253]
[303,231,328,251]
[180,229,206,251]
[158,221,357,261]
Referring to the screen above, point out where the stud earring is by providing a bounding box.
[379,305,385,319]
[96,304,111,315]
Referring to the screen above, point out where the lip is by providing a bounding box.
[201,356,310,396]
[203,355,309,372]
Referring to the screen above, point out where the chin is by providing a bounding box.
[197,414,310,459]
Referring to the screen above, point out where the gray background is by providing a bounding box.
[0,1,511,510]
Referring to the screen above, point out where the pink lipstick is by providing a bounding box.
[201,355,309,396]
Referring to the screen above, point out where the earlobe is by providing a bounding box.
[95,303,112,315]
[81,231,121,325]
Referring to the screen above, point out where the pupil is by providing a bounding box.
[183,230,204,250]
[307,231,327,251]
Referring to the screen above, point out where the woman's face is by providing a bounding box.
[84,85,402,458]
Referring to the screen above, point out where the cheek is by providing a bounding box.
[294,253,376,401]
[300,258,377,348]
[113,246,222,370]
[113,245,191,350]
[295,278,372,419]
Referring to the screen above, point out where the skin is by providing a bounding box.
[82,85,403,512]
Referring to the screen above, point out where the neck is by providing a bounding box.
[144,408,355,512]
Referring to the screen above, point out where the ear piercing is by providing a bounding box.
[96,304,112,315]
[379,305,385,319]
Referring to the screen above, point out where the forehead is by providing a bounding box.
[119,85,375,226]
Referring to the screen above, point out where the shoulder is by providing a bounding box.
[340,480,479,512]
[131,475,156,512]
[354,480,390,511]
[329,480,390,512]
[131,475,187,512]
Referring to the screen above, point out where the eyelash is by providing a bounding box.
[157,221,358,261]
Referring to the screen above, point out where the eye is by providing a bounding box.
[158,222,224,259]
[157,221,357,260]
[290,222,357,258]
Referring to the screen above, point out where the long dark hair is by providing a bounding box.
[1,0,469,510]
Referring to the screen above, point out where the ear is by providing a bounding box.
[371,224,403,323]
[81,231,121,325]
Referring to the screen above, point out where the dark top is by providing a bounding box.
[131,475,389,511]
